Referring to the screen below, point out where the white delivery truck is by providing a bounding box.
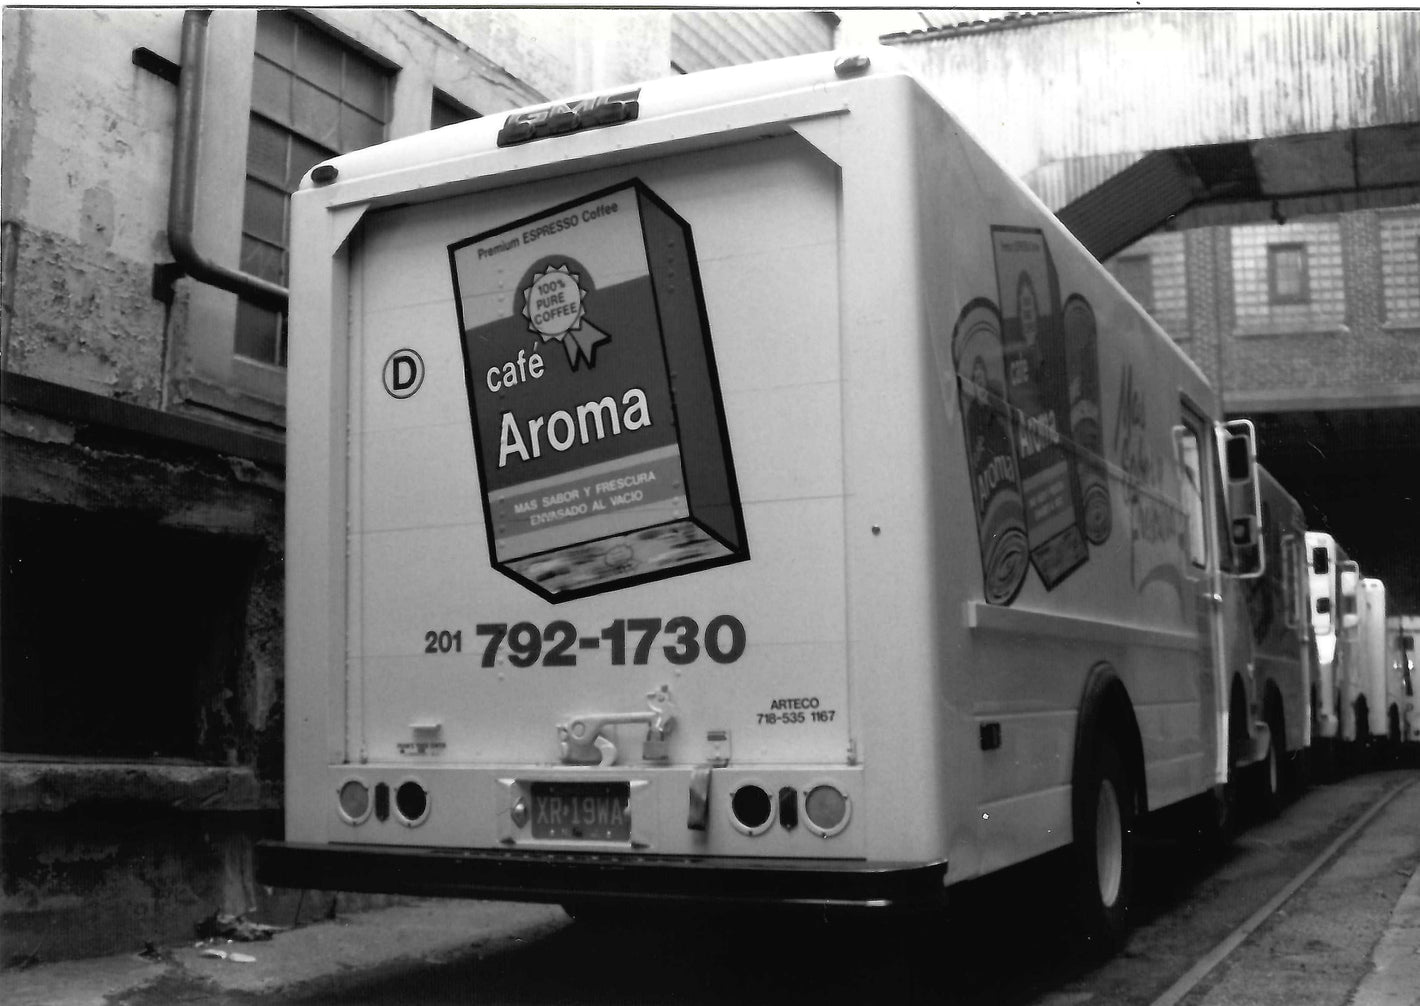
[1305,531,1358,774]
[1385,615,1420,758]
[1242,468,1313,809]
[1353,578,1387,761]
[257,49,1272,950]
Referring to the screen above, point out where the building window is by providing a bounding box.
[1268,243,1310,305]
[237,12,391,367]
[1107,233,1188,340]
[1379,211,1420,326]
[431,90,479,130]
[1231,219,1345,334]
[1111,254,1154,310]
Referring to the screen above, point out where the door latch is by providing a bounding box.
[557,684,678,767]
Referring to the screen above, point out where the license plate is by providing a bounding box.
[530,782,631,841]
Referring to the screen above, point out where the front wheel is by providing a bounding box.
[1071,735,1136,956]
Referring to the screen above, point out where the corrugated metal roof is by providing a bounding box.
[883,10,1115,41]
[884,10,1420,178]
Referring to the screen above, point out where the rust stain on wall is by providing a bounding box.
[79,186,116,252]
[7,225,166,407]
[1,10,38,214]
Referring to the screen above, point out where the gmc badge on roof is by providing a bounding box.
[496,88,641,147]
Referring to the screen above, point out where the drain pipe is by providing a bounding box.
[164,9,287,313]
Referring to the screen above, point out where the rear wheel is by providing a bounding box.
[1355,697,1372,771]
[1071,735,1136,956]
[1254,705,1285,819]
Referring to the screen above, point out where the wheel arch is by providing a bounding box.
[1073,662,1147,820]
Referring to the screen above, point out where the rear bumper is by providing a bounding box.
[256,841,950,911]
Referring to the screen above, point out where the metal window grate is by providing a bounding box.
[1231,220,1344,332]
[1380,212,1420,325]
[431,90,479,131]
[237,12,391,367]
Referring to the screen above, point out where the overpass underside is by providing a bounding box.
[1057,123,1420,262]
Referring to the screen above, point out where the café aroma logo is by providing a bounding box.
[449,181,747,601]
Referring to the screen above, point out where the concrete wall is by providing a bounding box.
[2,8,176,407]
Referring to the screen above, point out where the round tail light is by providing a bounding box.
[729,784,775,835]
[803,784,850,837]
[338,779,371,824]
[394,780,430,826]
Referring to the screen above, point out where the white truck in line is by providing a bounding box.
[1243,468,1314,807]
[257,48,1285,952]
[1306,531,1360,775]
[1352,577,1388,760]
[1385,615,1420,758]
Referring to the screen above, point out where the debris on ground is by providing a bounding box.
[198,948,257,963]
[193,910,284,942]
[136,941,168,962]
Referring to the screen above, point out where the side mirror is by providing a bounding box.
[1311,546,1329,574]
[1220,419,1263,578]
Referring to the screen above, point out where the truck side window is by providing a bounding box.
[1175,425,1207,569]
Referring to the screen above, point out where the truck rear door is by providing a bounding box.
[341,132,855,776]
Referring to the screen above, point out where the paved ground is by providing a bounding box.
[0,900,569,1006]
[3,778,1418,1006]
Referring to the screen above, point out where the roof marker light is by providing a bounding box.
[834,54,871,78]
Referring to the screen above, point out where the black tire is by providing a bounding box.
[1291,746,1311,797]
[1189,782,1235,855]
[1254,706,1286,819]
[1313,736,1336,783]
[1071,735,1136,957]
[1354,697,1372,772]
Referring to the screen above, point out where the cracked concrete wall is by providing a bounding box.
[2,8,179,405]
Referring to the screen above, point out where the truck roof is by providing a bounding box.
[298,47,908,194]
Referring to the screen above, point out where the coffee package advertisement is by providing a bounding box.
[952,299,1030,606]
[991,226,1090,589]
[1062,294,1113,546]
[449,181,747,601]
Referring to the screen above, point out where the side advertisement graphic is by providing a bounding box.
[992,227,1089,589]
[449,180,748,602]
[949,226,1112,604]
[952,299,1030,605]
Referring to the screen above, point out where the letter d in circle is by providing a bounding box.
[383,348,425,399]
